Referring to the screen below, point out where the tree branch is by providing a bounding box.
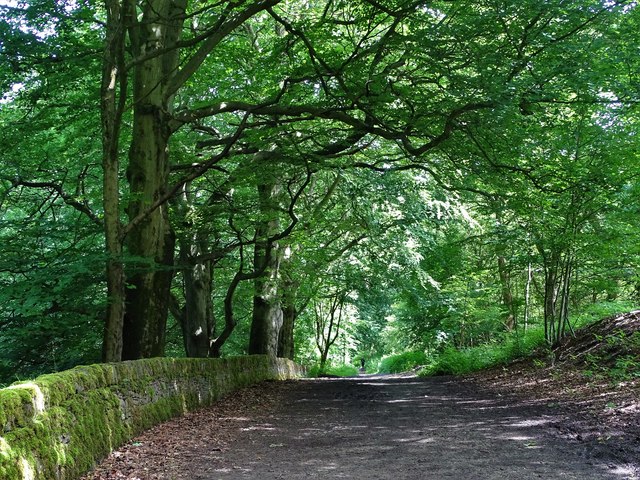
[165,0,284,99]
[8,177,102,226]
[122,111,252,239]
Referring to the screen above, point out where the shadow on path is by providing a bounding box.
[206,375,630,479]
[85,375,636,479]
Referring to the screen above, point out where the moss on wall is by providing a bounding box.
[0,356,304,480]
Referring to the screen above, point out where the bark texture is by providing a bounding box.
[277,271,300,360]
[101,0,126,362]
[178,237,214,358]
[122,0,186,359]
[497,255,516,331]
[249,181,283,357]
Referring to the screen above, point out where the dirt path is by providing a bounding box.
[85,375,637,480]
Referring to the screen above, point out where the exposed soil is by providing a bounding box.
[83,373,638,480]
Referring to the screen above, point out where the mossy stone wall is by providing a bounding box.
[0,355,304,480]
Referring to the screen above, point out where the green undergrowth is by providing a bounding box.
[420,304,640,377]
[421,327,547,376]
[569,320,640,382]
[378,351,428,374]
[306,364,359,377]
[571,301,638,328]
[582,346,640,382]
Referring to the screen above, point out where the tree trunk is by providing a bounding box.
[173,183,215,358]
[179,237,214,358]
[543,264,558,344]
[101,0,126,362]
[121,0,186,360]
[122,106,176,359]
[210,260,245,358]
[278,276,299,359]
[249,180,283,357]
[497,255,516,331]
[251,293,284,357]
[558,254,575,339]
[314,291,346,370]
[541,247,577,346]
[523,262,532,333]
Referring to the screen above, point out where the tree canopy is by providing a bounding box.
[0,0,638,382]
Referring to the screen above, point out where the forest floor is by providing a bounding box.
[83,371,639,480]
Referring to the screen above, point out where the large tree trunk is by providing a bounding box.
[178,235,214,358]
[122,210,175,359]
[277,247,301,360]
[101,0,126,363]
[121,0,185,360]
[122,100,176,359]
[249,181,283,357]
[172,182,215,358]
[278,276,298,360]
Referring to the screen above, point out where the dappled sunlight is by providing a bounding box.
[394,435,436,444]
[214,466,253,474]
[507,419,553,428]
[20,457,35,480]
[499,434,537,442]
[609,465,637,477]
[54,441,68,466]
[276,377,631,478]
[359,381,422,387]
[298,427,324,433]
[0,436,10,458]
[83,375,637,478]
[299,459,341,471]
[241,423,275,432]
[453,399,497,406]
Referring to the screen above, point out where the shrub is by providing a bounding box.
[378,351,428,374]
[422,327,548,376]
[572,301,638,329]
[306,364,359,377]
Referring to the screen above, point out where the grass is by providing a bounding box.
[377,351,428,374]
[571,300,638,329]
[421,327,548,376]
[420,303,640,377]
[306,364,359,377]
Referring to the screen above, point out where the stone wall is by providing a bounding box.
[0,356,304,480]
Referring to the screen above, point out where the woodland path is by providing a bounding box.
[84,375,636,480]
